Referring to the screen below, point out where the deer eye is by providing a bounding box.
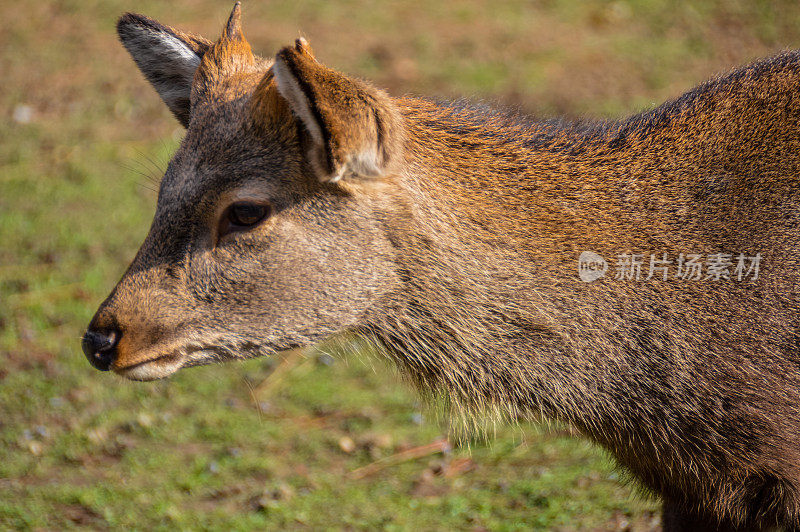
[219,202,271,237]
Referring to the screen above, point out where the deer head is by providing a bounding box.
[83,3,408,380]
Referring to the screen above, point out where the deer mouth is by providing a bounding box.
[113,351,189,381]
[113,344,221,381]
[112,340,276,381]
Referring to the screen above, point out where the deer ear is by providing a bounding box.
[117,13,212,127]
[272,40,404,182]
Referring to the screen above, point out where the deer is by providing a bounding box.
[82,3,800,530]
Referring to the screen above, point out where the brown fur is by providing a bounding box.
[85,4,800,529]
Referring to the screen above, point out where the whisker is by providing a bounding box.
[137,182,158,193]
[120,161,160,184]
[134,147,166,178]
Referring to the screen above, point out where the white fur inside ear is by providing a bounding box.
[119,22,204,124]
[123,26,201,81]
[273,58,324,147]
[155,30,201,74]
[143,30,201,106]
[347,150,382,179]
[307,149,382,183]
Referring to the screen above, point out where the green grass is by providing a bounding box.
[3,0,800,529]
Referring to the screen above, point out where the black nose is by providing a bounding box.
[82,329,120,371]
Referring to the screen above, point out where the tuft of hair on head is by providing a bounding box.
[116,2,269,127]
[224,1,244,40]
[192,2,258,101]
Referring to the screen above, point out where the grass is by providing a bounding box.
[3,0,800,529]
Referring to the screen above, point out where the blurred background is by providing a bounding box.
[3,1,800,529]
